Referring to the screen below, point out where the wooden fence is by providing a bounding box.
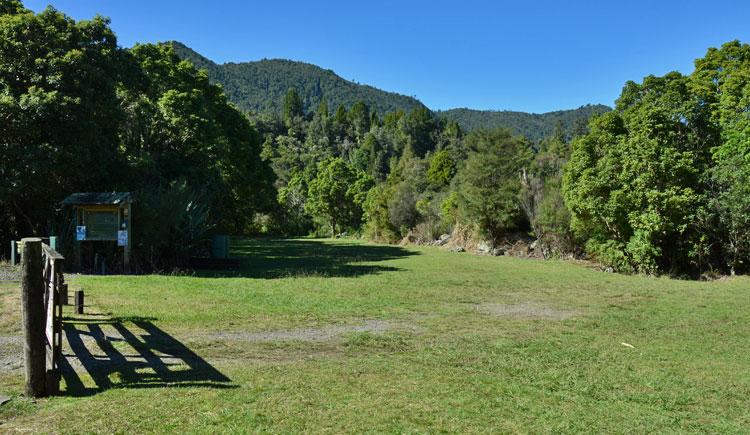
[21,238,64,397]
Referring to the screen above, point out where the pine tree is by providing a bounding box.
[282,87,304,126]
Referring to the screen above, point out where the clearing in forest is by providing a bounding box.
[0,238,749,433]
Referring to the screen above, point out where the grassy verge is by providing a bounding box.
[1,238,749,433]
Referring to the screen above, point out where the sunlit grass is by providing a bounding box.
[1,238,749,432]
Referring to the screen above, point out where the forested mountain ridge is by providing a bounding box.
[169,41,426,115]
[438,105,612,141]
[170,41,610,141]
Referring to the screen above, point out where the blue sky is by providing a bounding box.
[24,0,750,113]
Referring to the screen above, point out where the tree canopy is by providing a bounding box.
[564,41,750,275]
[0,3,274,269]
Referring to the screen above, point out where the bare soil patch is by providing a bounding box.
[202,319,392,343]
[475,302,579,320]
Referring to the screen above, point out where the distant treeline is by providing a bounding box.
[437,105,611,142]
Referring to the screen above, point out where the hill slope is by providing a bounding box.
[169,41,425,115]
[169,41,610,141]
[438,105,611,141]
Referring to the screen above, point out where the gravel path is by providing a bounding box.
[201,319,392,343]
[1,306,575,376]
[0,319,396,374]
[0,334,23,373]
[0,265,19,282]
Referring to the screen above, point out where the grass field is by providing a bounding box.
[1,238,749,433]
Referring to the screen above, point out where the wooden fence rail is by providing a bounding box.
[21,238,63,397]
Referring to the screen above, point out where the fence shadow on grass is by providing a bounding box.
[60,315,234,397]
[197,238,419,279]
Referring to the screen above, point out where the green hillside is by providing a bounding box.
[438,105,611,141]
[169,41,610,141]
[169,41,426,115]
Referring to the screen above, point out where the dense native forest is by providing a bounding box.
[438,105,611,142]
[170,41,426,115]
[171,41,607,141]
[2,2,750,277]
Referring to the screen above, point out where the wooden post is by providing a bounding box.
[61,283,68,306]
[74,290,84,314]
[21,238,46,397]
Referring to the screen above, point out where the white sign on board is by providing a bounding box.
[117,230,128,247]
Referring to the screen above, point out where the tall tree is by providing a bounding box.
[306,158,373,234]
[399,106,437,157]
[0,0,23,14]
[457,129,531,245]
[0,4,124,244]
[348,101,371,139]
[123,43,275,233]
[692,40,750,274]
[564,73,714,273]
[282,87,304,127]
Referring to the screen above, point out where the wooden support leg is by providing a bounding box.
[61,284,68,306]
[75,290,84,315]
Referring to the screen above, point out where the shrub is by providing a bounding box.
[133,180,212,271]
[363,184,399,243]
[388,182,419,236]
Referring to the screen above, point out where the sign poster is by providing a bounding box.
[117,230,128,247]
[76,226,86,241]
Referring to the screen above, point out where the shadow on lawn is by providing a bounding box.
[197,238,418,279]
[60,316,233,397]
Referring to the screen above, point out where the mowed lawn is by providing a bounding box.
[1,238,749,433]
